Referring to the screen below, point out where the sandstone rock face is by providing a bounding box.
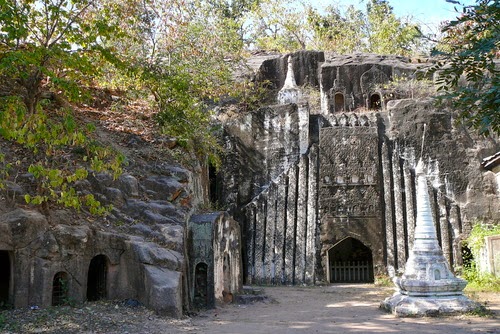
[219,52,499,286]
[0,133,209,317]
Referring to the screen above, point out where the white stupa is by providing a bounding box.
[381,159,481,316]
[277,56,301,104]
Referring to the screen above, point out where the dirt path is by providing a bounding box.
[1,284,498,333]
[188,285,499,334]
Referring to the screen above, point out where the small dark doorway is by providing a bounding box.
[87,255,108,301]
[0,251,10,307]
[194,262,208,308]
[334,93,345,112]
[52,272,69,306]
[369,93,382,110]
[209,163,218,205]
[328,238,374,283]
[222,254,232,302]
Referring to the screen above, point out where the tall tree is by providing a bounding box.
[247,0,310,52]
[307,4,365,53]
[431,0,499,136]
[365,0,421,56]
[306,0,421,55]
[0,0,125,113]
[0,0,126,213]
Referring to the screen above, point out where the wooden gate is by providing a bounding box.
[330,261,372,283]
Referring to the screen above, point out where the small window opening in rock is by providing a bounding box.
[328,238,374,283]
[222,254,232,302]
[194,262,208,308]
[334,93,345,112]
[369,93,382,110]
[0,250,10,307]
[87,254,108,301]
[52,271,69,306]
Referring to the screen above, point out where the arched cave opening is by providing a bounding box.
[369,93,382,110]
[0,251,11,307]
[52,271,69,306]
[334,93,345,112]
[194,262,208,308]
[328,238,374,283]
[87,254,108,301]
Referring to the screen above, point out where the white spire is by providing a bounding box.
[283,56,297,89]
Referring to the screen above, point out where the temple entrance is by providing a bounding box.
[194,262,208,308]
[369,93,382,110]
[0,251,10,307]
[87,255,108,301]
[52,271,69,306]
[334,93,345,112]
[328,238,374,283]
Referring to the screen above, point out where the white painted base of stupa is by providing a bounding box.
[381,292,482,317]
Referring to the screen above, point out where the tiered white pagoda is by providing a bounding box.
[381,159,481,316]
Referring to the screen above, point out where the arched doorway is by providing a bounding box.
[87,255,108,301]
[52,271,69,306]
[328,238,374,283]
[0,251,10,307]
[194,262,208,308]
[369,93,382,110]
[334,93,345,112]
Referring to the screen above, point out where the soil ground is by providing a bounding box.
[1,284,499,334]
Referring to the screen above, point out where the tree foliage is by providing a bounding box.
[0,0,127,214]
[248,0,423,55]
[431,0,499,136]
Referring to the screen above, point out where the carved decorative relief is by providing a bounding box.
[319,127,381,218]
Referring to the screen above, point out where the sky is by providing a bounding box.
[315,0,478,34]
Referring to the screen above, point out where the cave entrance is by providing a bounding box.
[334,93,345,112]
[0,251,11,307]
[328,238,374,283]
[209,162,218,206]
[52,271,69,306]
[369,93,382,110]
[87,255,108,301]
[194,262,208,308]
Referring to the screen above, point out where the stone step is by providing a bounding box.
[234,294,268,305]
[242,285,264,295]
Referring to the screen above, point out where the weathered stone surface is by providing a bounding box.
[0,209,48,248]
[117,173,139,197]
[142,265,182,317]
[142,176,188,202]
[130,241,183,271]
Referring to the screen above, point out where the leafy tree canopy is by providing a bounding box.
[431,0,499,136]
[246,0,423,56]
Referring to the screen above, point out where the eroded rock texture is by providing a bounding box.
[219,52,499,285]
[0,133,241,317]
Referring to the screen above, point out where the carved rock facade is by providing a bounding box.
[218,51,499,285]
